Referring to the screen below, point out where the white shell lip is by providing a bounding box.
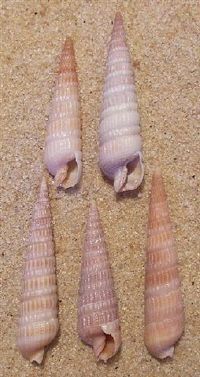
[45,150,82,189]
[114,152,144,192]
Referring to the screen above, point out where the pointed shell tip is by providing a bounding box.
[90,198,96,208]
[41,176,47,186]
[114,12,123,23]
[89,199,98,217]
[64,37,73,49]
[39,176,48,196]
[153,164,162,176]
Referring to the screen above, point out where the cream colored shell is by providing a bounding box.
[17,177,59,363]
[44,38,82,189]
[144,168,184,359]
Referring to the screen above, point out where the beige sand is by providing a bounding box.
[1,1,199,376]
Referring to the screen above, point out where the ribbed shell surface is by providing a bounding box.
[99,13,144,192]
[44,38,81,189]
[144,168,184,359]
[78,201,121,362]
[17,178,59,363]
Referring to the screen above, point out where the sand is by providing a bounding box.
[1,1,199,376]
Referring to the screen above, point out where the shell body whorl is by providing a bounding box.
[17,177,59,363]
[144,168,184,359]
[44,38,82,189]
[78,201,121,362]
[99,13,144,192]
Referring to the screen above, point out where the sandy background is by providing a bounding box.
[1,1,199,376]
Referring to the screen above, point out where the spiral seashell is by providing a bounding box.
[77,201,121,362]
[17,177,59,363]
[44,38,82,189]
[144,167,184,359]
[99,12,144,192]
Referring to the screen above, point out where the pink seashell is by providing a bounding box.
[17,177,59,363]
[44,38,82,189]
[99,13,144,192]
[77,201,121,362]
[144,167,184,359]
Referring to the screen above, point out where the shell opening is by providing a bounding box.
[29,349,45,364]
[98,334,116,362]
[93,324,121,362]
[114,153,144,192]
[158,346,174,359]
[93,332,116,363]
[55,157,81,189]
[19,347,45,364]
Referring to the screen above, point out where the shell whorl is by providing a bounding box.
[17,177,59,363]
[44,38,82,189]
[78,201,121,362]
[99,12,144,192]
[144,168,184,359]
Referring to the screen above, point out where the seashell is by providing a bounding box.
[17,177,59,363]
[44,38,82,189]
[99,12,144,192]
[77,201,121,362]
[144,167,184,359]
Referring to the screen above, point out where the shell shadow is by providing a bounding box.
[103,345,122,366]
[101,173,114,189]
[55,178,82,197]
[116,175,145,201]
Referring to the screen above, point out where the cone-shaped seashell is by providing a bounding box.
[17,177,59,363]
[144,167,184,359]
[78,201,121,362]
[99,12,144,192]
[44,38,82,189]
